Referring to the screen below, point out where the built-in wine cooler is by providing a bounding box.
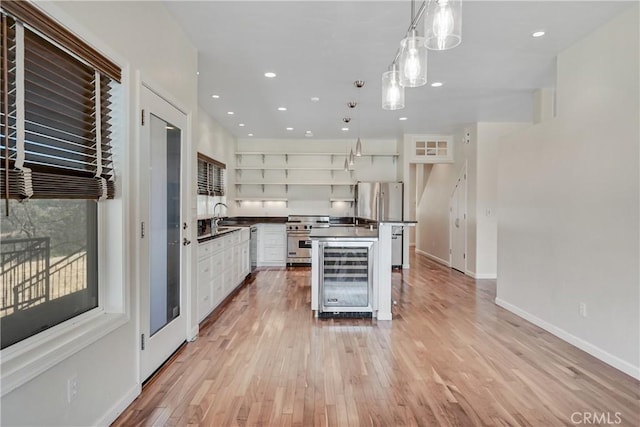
[318,241,374,317]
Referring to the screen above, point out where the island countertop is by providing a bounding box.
[309,227,378,240]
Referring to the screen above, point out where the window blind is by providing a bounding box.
[0,1,119,201]
[197,153,225,196]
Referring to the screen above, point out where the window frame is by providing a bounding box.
[0,1,128,396]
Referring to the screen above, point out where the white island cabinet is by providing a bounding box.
[197,227,251,322]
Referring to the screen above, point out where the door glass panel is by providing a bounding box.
[149,114,181,336]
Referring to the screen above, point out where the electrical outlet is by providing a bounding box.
[579,302,587,318]
[67,375,78,403]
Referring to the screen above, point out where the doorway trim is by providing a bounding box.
[449,161,467,274]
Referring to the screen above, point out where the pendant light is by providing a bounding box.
[424,0,462,51]
[399,1,427,87]
[349,148,355,166]
[354,80,364,156]
[343,157,349,171]
[381,63,405,110]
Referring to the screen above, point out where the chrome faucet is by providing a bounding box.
[212,202,228,230]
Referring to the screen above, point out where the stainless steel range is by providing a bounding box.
[286,215,330,265]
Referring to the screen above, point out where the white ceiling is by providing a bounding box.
[163,1,631,140]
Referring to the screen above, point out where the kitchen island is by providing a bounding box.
[310,222,415,320]
[309,227,385,319]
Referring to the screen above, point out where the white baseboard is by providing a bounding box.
[95,383,140,426]
[495,298,640,381]
[188,325,199,342]
[468,271,497,279]
[415,249,450,267]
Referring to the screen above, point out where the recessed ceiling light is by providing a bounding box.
[286,127,294,131]
[264,72,276,78]
[247,133,254,137]
[532,31,545,38]
[431,82,443,87]
[277,107,287,111]
[196,71,200,76]
[239,123,245,127]
[399,117,408,121]
[305,130,313,137]
[227,111,234,115]
[341,127,349,131]
[211,94,220,99]
[310,97,320,102]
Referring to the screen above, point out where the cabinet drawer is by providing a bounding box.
[198,242,213,260]
[210,237,225,253]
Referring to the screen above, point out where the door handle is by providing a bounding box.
[183,238,191,246]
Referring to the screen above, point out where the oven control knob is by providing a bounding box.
[295,226,299,230]
[308,225,312,229]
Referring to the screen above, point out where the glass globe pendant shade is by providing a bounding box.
[424,0,462,51]
[355,137,362,156]
[381,64,405,110]
[399,29,427,87]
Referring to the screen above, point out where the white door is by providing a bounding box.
[450,167,466,273]
[139,85,189,381]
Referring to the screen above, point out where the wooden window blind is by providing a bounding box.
[197,153,225,196]
[0,1,120,202]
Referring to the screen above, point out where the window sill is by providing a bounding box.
[0,309,128,396]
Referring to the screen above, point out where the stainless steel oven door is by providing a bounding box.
[287,233,312,260]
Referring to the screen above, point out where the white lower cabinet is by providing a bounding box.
[257,224,286,266]
[197,228,251,322]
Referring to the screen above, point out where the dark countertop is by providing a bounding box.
[309,227,378,240]
[197,226,244,243]
[217,216,287,227]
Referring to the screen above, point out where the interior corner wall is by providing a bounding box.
[475,123,529,278]
[1,1,199,426]
[496,6,639,378]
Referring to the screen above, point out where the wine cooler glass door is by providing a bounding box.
[320,241,373,312]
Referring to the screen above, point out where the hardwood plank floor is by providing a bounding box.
[114,250,640,426]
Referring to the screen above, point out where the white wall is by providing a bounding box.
[475,123,528,278]
[1,1,199,425]
[234,138,399,217]
[496,6,639,379]
[195,107,237,218]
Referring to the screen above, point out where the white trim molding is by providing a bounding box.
[416,248,450,267]
[94,383,140,426]
[468,271,497,280]
[495,298,640,381]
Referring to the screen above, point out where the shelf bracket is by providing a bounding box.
[285,184,289,193]
[261,169,265,179]
[261,154,265,163]
[261,184,265,193]
[285,169,289,179]
[285,154,289,163]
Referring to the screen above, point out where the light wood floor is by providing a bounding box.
[114,251,640,426]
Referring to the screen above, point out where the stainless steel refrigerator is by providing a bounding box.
[355,182,403,267]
